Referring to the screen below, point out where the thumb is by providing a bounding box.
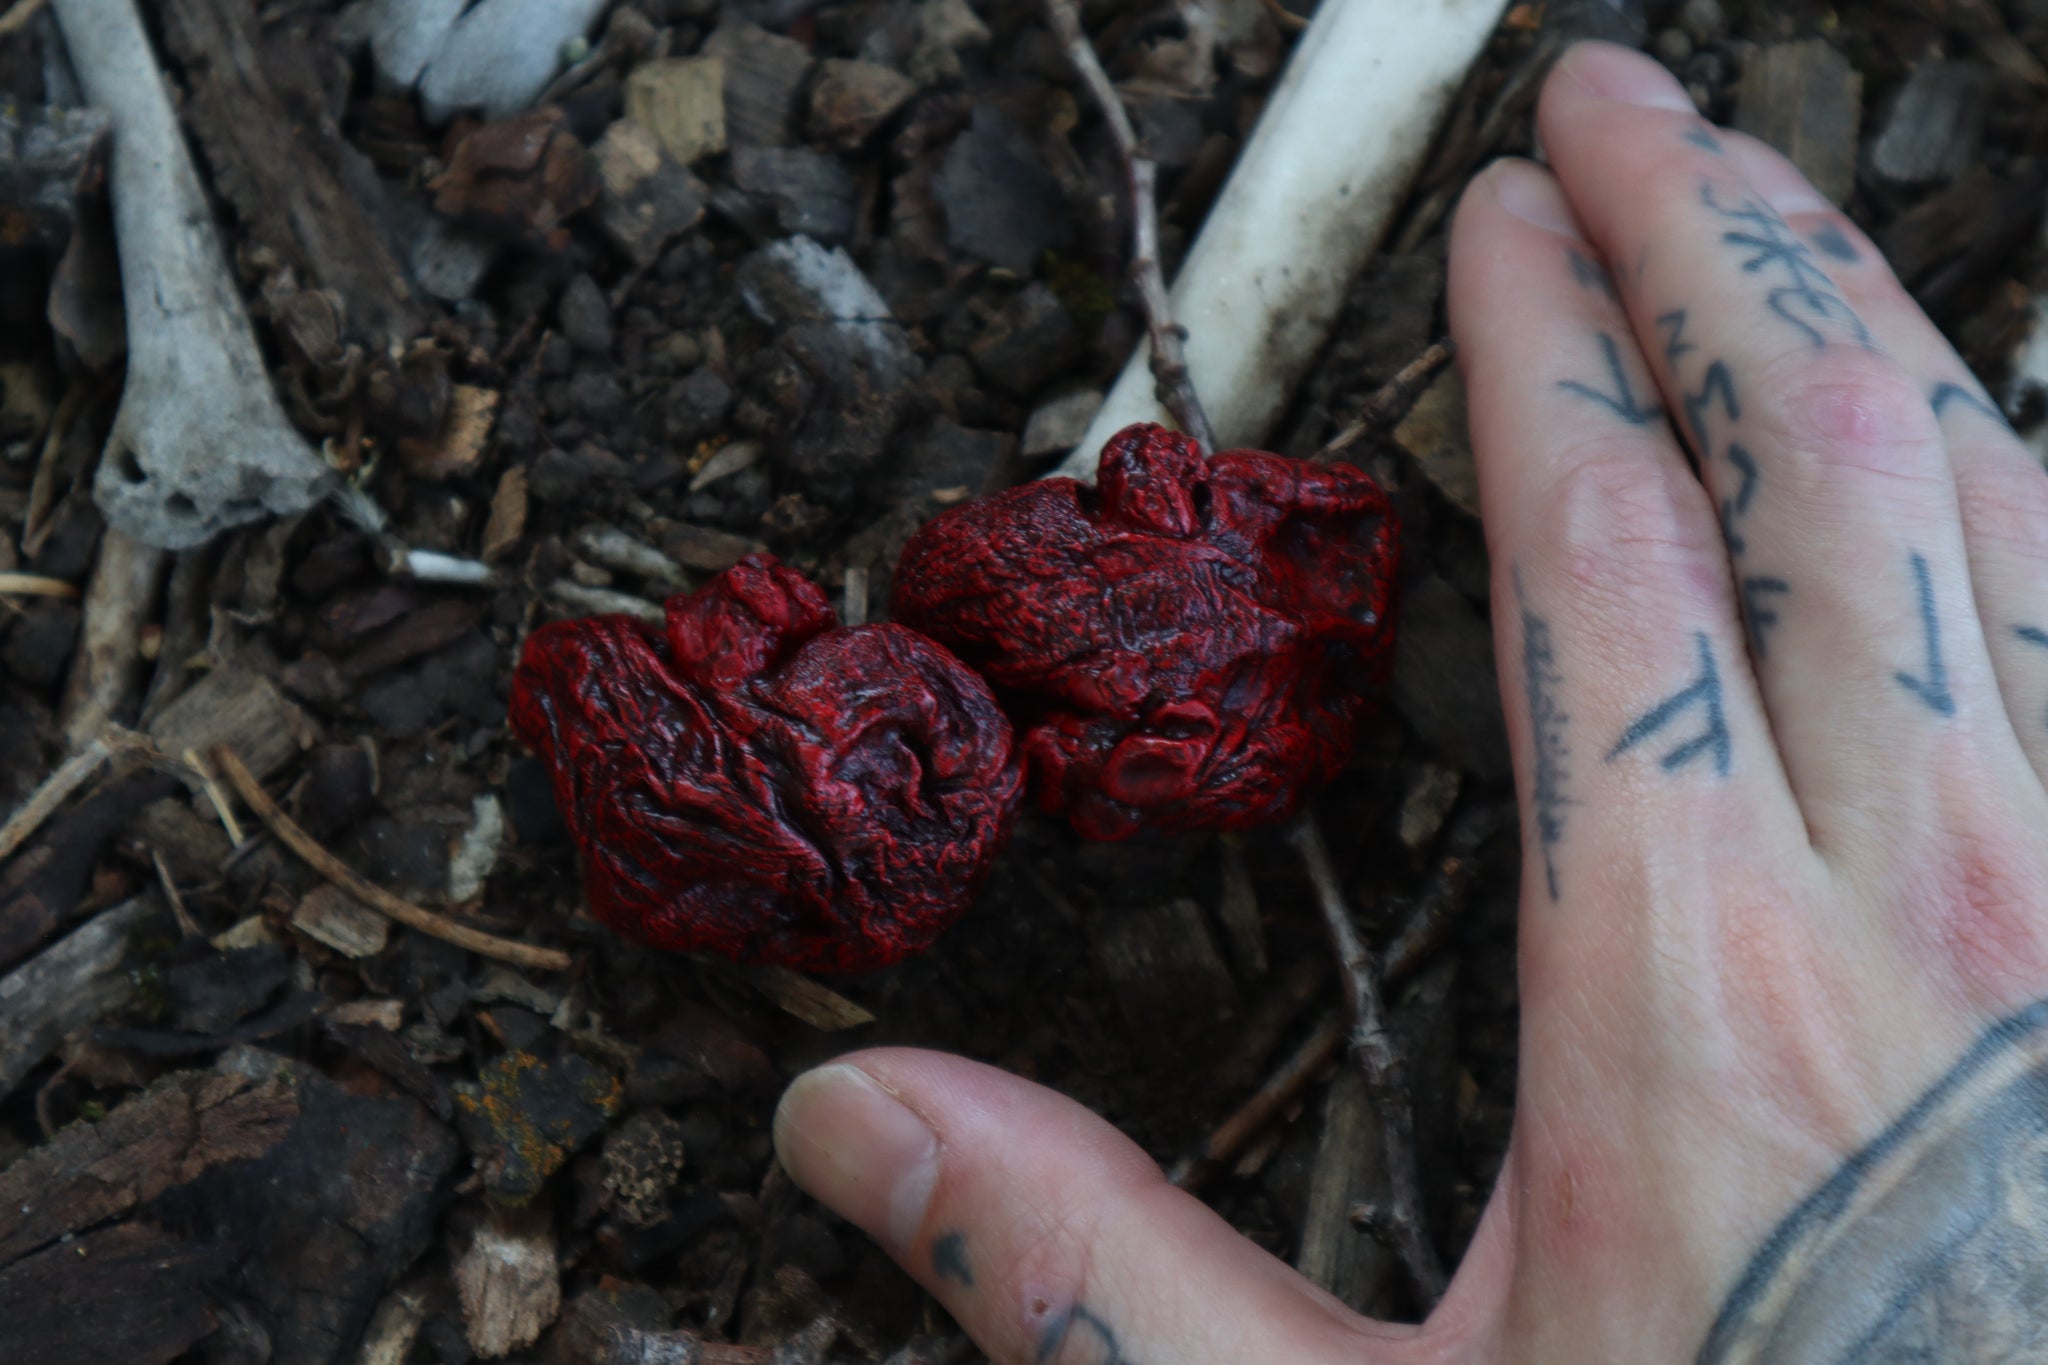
[772,1048,1466,1364]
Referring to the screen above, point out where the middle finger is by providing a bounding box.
[1538,42,2024,855]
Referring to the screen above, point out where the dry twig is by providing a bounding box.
[213,745,572,972]
[0,734,121,866]
[0,0,47,38]
[1042,0,1214,451]
[1170,1012,1343,1190]
[0,573,81,600]
[1285,813,1446,1304]
[1315,339,1459,464]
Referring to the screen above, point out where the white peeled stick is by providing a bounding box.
[1054,0,1508,477]
[52,0,332,550]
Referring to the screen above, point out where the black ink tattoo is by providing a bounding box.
[1683,360,1741,451]
[1038,1304,1134,1364]
[1567,248,1615,298]
[1684,125,1723,153]
[1807,222,1859,262]
[1558,332,1662,425]
[1657,308,1696,368]
[1519,585,1571,902]
[1608,631,1731,776]
[1701,183,1870,349]
[931,1232,974,1288]
[1895,551,1956,717]
[1701,1000,2048,1362]
[1719,442,1759,555]
[1741,576,1788,659]
[2019,626,2048,649]
[1930,381,2008,426]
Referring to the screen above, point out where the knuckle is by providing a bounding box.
[1538,445,1725,608]
[1763,352,1949,498]
[1902,822,2048,1007]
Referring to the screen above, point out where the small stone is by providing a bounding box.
[564,372,628,422]
[557,274,614,353]
[622,56,727,164]
[592,120,708,268]
[936,103,1068,272]
[730,146,858,244]
[1677,0,1725,44]
[1652,27,1692,67]
[808,58,918,149]
[1020,390,1103,458]
[0,602,79,691]
[664,369,735,445]
[967,282,1081,395]
[410,215,499,303]
[688,439,760,492]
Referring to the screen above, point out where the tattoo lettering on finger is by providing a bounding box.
[1608,631,1732,776]
[1567,248,1617,299]
[931,1231,974,1288]
[1518,580,1571,902]
[1683,361,1741,453]
[1741,577,1788,659]
[1895,552,1957,717]
[1657,308,1697,368]
[1037,1305,1136,1365]
[1557,332,1663,425]
[1701,1001,2048,1363]
[1719,443,1760,555]
[2019,627,2048,729]
[1701,183,1871,349]
[1684,125,1724,153]
[1930,381,2009,427]
[1806,223,1860,263]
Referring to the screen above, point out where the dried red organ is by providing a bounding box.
[893,423,1399,840]
[509,556,1023,972]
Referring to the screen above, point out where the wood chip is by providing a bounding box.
[292,885,391,958]
[0,573,79,599]
[0,898,152,1097]
[1732,39,1861,206]
[454,1203,561,1358]
[0,1061,298,1267]
[742,964,875,1031]
[398,384,499,481]
[149,667,319,788]
[482,464,529,563]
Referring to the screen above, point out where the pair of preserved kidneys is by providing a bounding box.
[510,424,1399,972]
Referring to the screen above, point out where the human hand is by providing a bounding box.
[771,41,2048,1363]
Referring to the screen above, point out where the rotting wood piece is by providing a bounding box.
[156,0,425,347]
[0,1060,298,1267]
[0,1222,238,1365]
[0,898,155,1098]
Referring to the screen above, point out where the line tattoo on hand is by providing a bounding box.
[1683,360,1741,453]
[1701,1000,2048,1363]
[1930,381,2009,427]
[1038,1304,1136,1365]
[1558,331,1663,425]
[1719,443,1759,555]
[1700,183,1871,349]
[932,1231,974,1287]
[1806,222,1860,263]
[1658,308,1697,368]
[2019,626,2048,730]
[1895,551,1956,717]
[1568,247,1617,299]
[1518,579,1571,902]
[1741,576,1788,659]
[1684,125,1724,153]
[1608,631,1731,776]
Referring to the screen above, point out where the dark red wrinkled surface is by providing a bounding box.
[509,555,1023,972]
[893,423,1399,840]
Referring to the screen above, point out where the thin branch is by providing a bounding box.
[0,735,116,867]
[1285,812,1446,1305]
[0,574,81,600]
[213,745,572,972]
[1043,0,1213,451]
[1170,1012,1343,1190]
[1314,338,1458,464]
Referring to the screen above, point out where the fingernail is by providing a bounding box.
[1561,41,1698,114]
[1491,160,1586,240]
[775,1063,939,1252]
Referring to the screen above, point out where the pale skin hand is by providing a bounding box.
[772,42,2048,1363]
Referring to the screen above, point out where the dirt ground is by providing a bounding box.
[1,0,2043,1359]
